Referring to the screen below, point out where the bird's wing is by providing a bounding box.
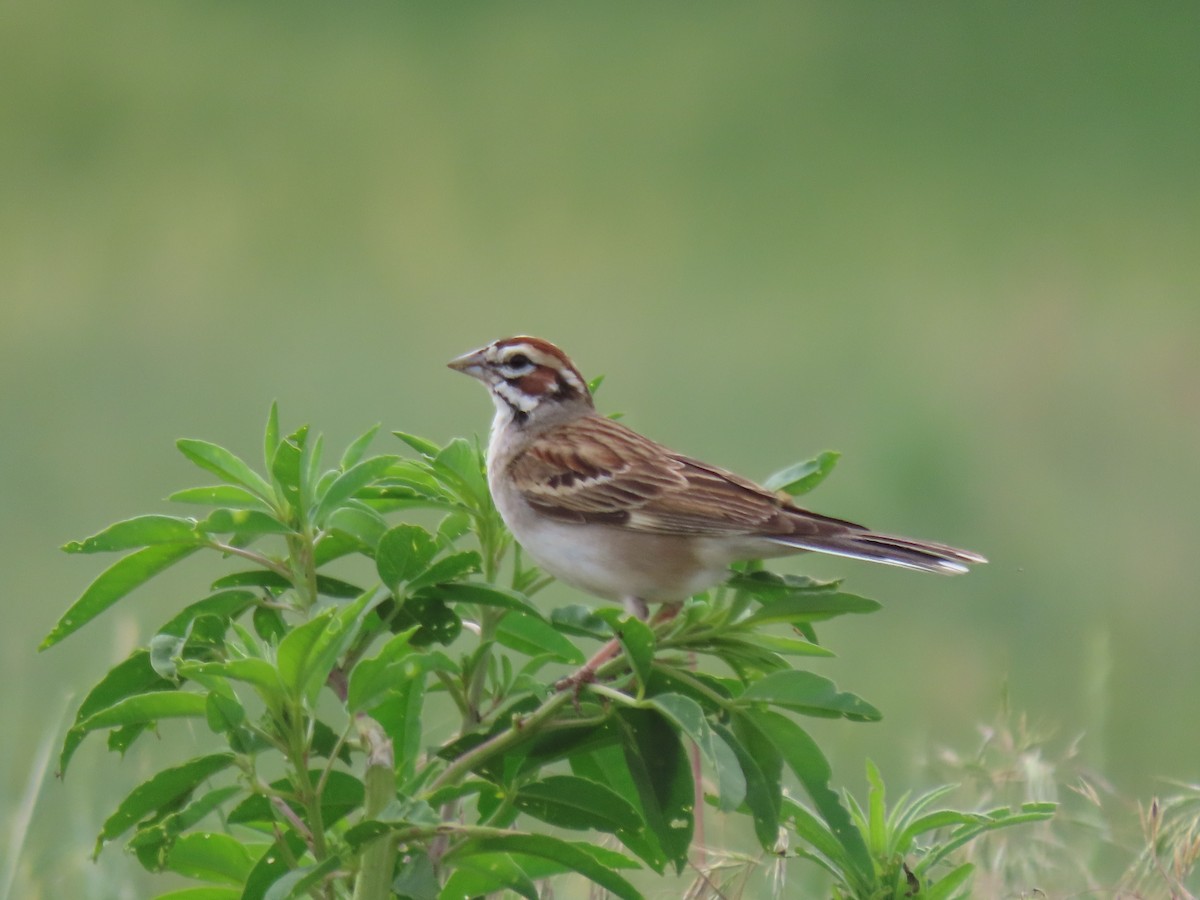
[507,415,858,537]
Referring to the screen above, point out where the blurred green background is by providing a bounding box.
[3,2,1198,895]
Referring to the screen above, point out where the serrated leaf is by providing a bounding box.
[63,516,200,554]
[312,455,399,526]
[42,544,202,649]
[96,753,235,854]
[762,450,840,496]
[739,670,881,721]
[177,439,274,502]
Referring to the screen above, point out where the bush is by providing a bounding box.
[43,406,1052,899]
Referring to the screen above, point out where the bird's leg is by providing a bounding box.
[554,599,680,694]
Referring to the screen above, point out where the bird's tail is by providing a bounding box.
[767,528,987,575]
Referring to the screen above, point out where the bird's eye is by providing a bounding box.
[506,353,532,369]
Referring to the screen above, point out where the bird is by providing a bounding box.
[449,336,986,622]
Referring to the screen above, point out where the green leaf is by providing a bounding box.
[405,551,482,593]
[441,855,538,900]
[551,605,612,640]
[728,633,835,657]
[295,590,382,706]
[227,771,364,831]
[740,592,881,626]
[431,438,488,504]
[742,709,872,884]
[739,670,881,722]
[430,582,543,618]
[262,857,342,900]
[177,439,274,502]
[920,863,975,900]
[263,402,280,471]
[347,629,418,713]
[647,694,745,812]
[570,747,665,872]
[340,422,381,470]
[325,505,388,552]
[60,650,174,774]
[168,485,274,510]
[312,455,399,526]
[495,612,584,664]
[597,612,654,694]
[514,776,643,834]
[762,450,840,496]
[275,610,334,701]
[241,835,307,900]
[617,707,693,873]
[78,691,208,731]
[198,509,293,536]
[96,753,234,854]
[376,524,438,591]
[181,660,284,707]
[157,590,256,638]
[152,889,240,900]
[392,431,441,458]
[447,833,643,900]
[713,720,780,849]
[42,544,201,649]
[164,832,257,885]
[270,425,306,506]
[63,516,200,553]
[210,569,363,599]
[727,570,842,598]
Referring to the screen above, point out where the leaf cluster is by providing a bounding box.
[44,406,1053,899]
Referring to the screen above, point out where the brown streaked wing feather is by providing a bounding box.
[509,416,831,536]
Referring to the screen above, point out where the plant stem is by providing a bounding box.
[206,541,293,581]
[351,716,397,900]
[428,691,573,793]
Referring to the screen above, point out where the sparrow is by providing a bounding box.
[449,336,985,620]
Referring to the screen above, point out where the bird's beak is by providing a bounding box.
[447,347,488,379]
